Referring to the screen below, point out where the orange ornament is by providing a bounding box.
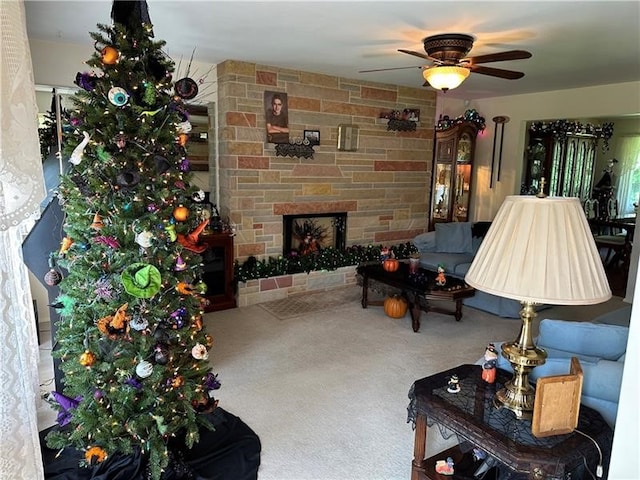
[173,205,189,222]
[85,446,107,464]
[178,133,189,147]
[101,46,119,65]
[171,375,184,388]
[79,350,96,367]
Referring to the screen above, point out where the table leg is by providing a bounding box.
[454,299,463,322]
[411,414,428,480]
[410,301,422,332]
[361,274,369,308]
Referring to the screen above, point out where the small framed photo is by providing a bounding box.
[304,130,320,146]
[404,108,420,122]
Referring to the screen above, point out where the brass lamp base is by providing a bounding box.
[494,301,547,419]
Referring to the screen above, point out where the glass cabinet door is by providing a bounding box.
[431,163,452,221]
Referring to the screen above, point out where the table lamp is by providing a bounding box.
[465,194,611,419]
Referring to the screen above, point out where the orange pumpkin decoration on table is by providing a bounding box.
[382,257,400,272]
[384,295,408,318]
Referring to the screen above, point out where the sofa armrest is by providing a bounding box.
[538,319,628,361]
[413,231,437,253]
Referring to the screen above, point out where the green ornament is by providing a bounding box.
[143,83,156,105]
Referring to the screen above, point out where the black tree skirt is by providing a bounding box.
[40,408,261,480]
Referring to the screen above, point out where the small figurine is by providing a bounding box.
[380,246,391,261]
[435,457,455,475]
[482,343,498,384]
[447,374,460,393]
[436,265,447,286]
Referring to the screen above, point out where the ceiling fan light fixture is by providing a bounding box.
[423,66,470,91]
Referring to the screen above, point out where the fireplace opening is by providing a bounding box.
[283,212,347,255]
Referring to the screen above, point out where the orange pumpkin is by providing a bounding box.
[384,295,408,318]
[382,258,400,272]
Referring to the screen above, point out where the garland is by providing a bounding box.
[234,242,418,283]
[436,109,486,132]
[529,120,614,151]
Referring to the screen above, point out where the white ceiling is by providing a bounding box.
[24,1,640,100]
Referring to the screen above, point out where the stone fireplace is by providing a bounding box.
[283,212,347,255]
[215,60,436,264]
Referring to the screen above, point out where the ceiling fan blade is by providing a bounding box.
[398,49,432,61]
[359,65,424,73]
[469,65,525,79]
[462,50,532,65]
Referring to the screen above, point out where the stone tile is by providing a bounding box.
[226,112,257,127]
[361,86,398,102]
[238,156,270,169]
[374,228,424,243]
[273,201,357,215]
[238,243,265,257]
[256,70,277,86]
[374,160,428,171]
[302,184,333,196]
[228,142,264,156]
[289,97,321,111]
[291,164,342,177]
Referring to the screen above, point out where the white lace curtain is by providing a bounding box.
[0,1,47,478]
[616,135,640,216]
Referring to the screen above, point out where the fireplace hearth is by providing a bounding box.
[283,212,347,255]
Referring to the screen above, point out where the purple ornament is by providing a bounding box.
[51,391,82,426]
[125,376,142,390]
[94,389,104,400]
[170,306,188,329]
[179,158,191,172]
[204,372,221,390]
[75,72,97,91]
[147,203,159,213]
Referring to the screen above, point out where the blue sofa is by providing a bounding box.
[488,307,630,428]
[413,222,525,318]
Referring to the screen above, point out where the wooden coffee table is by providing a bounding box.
[357,262,475,332]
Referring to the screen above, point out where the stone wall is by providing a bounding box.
[216,60,436,262]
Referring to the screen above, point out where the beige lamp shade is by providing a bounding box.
[465,195,612,305]
[423,66,470,91]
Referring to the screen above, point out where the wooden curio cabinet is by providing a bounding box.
[522,130,598,199]
[430,121,478,227]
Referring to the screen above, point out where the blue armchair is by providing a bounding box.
[490,314,629,428]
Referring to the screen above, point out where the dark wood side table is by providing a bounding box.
[408,364,613,480]
[357,262,475,332]
[200,233,237,312]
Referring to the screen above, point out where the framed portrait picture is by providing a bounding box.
[303,130,320,146]
[264,91,289,144]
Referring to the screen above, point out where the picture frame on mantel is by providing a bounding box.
[304,129,320,146]
[337,124,359,151]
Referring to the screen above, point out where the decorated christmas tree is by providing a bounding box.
[45,2,220,478]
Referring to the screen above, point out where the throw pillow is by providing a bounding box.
[435,222,473,254]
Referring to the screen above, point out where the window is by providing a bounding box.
[616,136,640,216]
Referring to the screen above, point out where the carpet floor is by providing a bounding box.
[37,286,627,480]
[202,286,627,480]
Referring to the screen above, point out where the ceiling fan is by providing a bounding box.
[360,33,532,91]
